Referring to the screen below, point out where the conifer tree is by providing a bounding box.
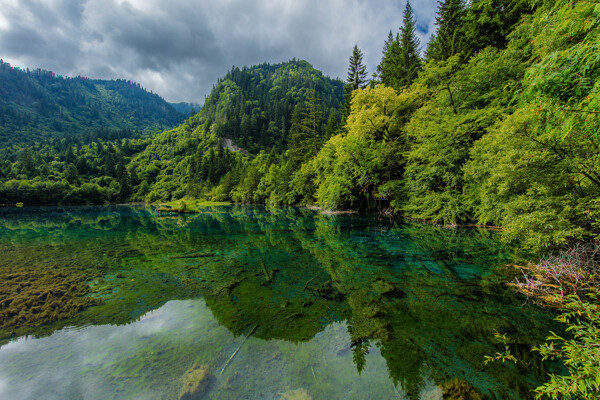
[377,2,421,91]
[397,1,422,87]
[376,31,395,82]
[290,90,323,164]
[343,45,368,122]
[426,0,466,62]
[377,33,402,89]
[346,45,368,92]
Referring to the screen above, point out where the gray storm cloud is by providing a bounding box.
[0,0,438,103]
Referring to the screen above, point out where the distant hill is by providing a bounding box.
[199,59,344,152]
[0,60,185,147]
[169,102,202,116]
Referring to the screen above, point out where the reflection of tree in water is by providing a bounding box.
[286,214,559,399]
[0,206,560,398]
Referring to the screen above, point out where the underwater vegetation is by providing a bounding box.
[0,205,562,399]
[0,266,97,331]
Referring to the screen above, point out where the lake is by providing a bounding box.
[0,205,559,399]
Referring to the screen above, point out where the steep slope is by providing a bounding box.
[0,60,184,147]
[201,59,344,152]
[129,60,345,201]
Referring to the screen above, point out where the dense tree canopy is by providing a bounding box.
[0,61,184,147]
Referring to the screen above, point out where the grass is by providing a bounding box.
[156,198,231,213]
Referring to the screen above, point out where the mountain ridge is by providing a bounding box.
[0,60,185,147]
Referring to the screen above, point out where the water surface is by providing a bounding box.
[0,205,559,399]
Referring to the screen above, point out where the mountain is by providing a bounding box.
[169,102,202,116]
[0,59,345,205]
[0,60,185,147]
[128,59,345,201]
[200,59,344,152]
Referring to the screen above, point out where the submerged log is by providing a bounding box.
[170,252,216,259]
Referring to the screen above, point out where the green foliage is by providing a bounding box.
[398,2,423,88]
[290,89,324,164]
[346,45,368,92]
[200,60,343,153]
[0,61,183,147]
[298,86,419,210]
[486,294,600,400]
[376,2,422,91]
[533,295,600,399]
[465,0,600,250]
[0,128,147,205]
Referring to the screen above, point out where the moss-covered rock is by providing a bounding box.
[178,363,212,400]
[280,388,312,400]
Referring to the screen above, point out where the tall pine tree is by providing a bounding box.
[377,32,402,89]
[377,2,422,91]
[290,90,323,165]
[397,1,422,87]
[343,45,368,122]
[426,0,466,62]
[346,45,368,91]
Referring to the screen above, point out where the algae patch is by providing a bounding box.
[0,266,98,330]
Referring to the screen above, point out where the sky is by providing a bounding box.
[0,0,439,104]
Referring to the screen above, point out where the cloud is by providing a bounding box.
[0,0,439,103]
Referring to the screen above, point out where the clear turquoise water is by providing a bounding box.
[0,205,559,399]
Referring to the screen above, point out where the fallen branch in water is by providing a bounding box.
[170,252,216,259]
[303,277,316,290]
[219,325,258,376]
[282,312,303,321]
[260,258,271,282]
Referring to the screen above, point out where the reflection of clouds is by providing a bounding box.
[0,378,7,398]
[0,299,220,400]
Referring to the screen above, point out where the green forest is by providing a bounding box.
[3,0,598,256]
[0,60,185,147]
[1,0,600,397]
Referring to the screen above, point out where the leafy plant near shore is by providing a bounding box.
[487,294,600,400]
[533,295,600,399]
[487,241,600,399]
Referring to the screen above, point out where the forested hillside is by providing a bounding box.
[0,61,184,147]
[128,60,345,202]
[0,60,344,206]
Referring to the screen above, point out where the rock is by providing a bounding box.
[442,379,483,400]
[280,388,312,400]
[178,363,212,400]
[372,279,405,299]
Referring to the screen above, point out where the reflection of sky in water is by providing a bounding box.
[0,300,227,400]
[0,300,436,400]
